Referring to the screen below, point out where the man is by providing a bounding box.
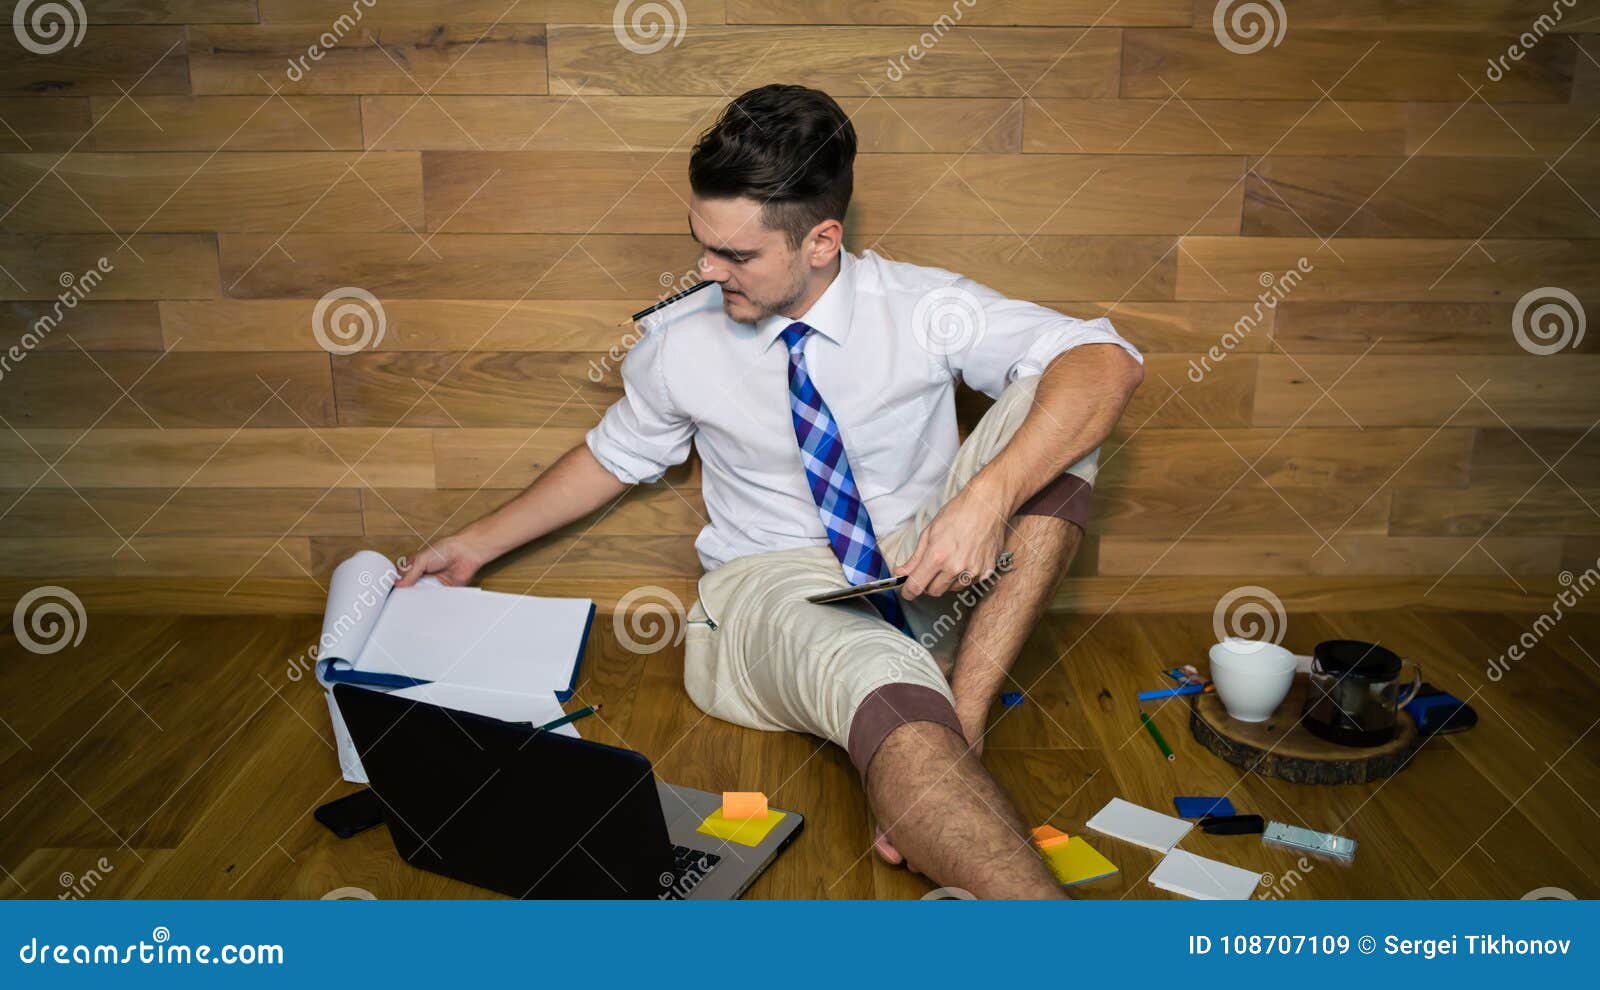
[399,84,1143,898]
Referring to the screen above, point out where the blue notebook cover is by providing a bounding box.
[555,601,597,702]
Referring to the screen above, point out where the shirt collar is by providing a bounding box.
[754,249,857,353]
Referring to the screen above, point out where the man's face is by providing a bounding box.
[688,195,808,324]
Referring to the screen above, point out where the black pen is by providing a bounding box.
[620,279,715,326]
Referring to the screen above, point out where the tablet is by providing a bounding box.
[804,574,908,604]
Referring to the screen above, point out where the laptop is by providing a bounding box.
[332,683,803,899]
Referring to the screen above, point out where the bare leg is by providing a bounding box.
[865,720,1063,898]
[950,515,1083,752]
[871,515,1081,865]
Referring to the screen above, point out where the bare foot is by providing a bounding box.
[872,824,905,867]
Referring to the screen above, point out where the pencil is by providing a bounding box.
[534,703,601,733]
[1140,711,1176,762]
[621,279,715,325]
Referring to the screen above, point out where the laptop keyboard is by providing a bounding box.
[658,844,721,900]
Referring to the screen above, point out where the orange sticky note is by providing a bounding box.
[1031,824,1070,849]
[722,792,768,820]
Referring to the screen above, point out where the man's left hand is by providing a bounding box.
[893,482,1010,599]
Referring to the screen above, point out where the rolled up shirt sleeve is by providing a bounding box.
[941,275,1143,400]
[584,324,694,485]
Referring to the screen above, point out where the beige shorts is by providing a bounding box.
[682,374,1098,775]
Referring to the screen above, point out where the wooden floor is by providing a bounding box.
[2,607,1597,900]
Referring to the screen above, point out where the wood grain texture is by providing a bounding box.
[330,351,618,428]
[1472,429,1600,484]
[1098,428,1474,489]
[87,95,365,151]
[1253,355,1600,427]
[728,0,1192,26]
[1243,157,1600,238]
[217,233,693,298]
[1099,535,1563,576]
[4,609,1593,898]
[1219,0,1593,32]
[0,351,334,428]
[0,487,363,536]
[0,98,91,151]
[159,298,643,351]
[365,96,1025,152]
[360,484,705,537]
[4,301,164,349]
[0,2,1593,593]
[0,152,424,232]
[1390,479,1600,537]
[1176,237,1600,301]
[0,537,315,576]
[547,26,1123,97]
[258,0,723,21]
[1406,102,1600,157]
[1270,302,1584,353]
[76,0,259,22]
[189,25,549,95]
[1023,99,1409,155]
[0,429,435,488]
[0,235,218,300]
[1122,29,1575,101]
[1,27,189,96]
[1575,35,1600,102]
[869,235,1178,299]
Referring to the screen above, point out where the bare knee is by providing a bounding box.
[1003,514,1081,577]
[865,718,968,792]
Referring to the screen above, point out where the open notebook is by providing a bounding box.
[314,551,596,782]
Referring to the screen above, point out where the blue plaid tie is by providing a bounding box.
[780,321,914,638]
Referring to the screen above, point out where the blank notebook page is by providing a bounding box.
[362,584,592,694]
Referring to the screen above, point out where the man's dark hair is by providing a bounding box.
[689,84,856,249]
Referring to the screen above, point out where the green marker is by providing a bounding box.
[1140,711,1175,762]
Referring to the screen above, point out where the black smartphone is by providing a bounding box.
[314,788,385,839]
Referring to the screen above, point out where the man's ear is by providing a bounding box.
[804,218,844,270]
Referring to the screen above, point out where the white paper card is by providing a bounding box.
[1084,797,1193,853]
[1149,848,1262,900]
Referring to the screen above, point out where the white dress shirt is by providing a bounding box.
[585,248,1142,573]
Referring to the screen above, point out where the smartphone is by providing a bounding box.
[314,788,385,839]
[805,574,908,604]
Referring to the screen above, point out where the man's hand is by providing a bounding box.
[397,532,492,588]
[892,480,1010,599]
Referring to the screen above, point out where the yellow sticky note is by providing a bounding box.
[696,808,787,847]
[1042,837,1119,887]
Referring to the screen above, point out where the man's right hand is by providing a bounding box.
[397,533,490,588]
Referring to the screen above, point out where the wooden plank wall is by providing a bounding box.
[1,0,1598,612]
